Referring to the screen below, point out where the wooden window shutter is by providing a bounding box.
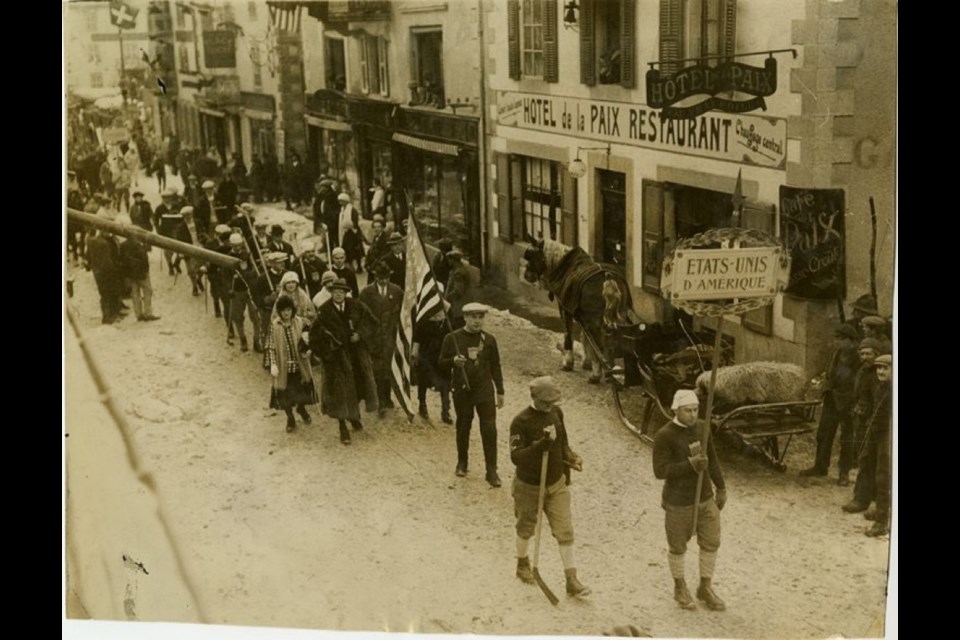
[579,0,596,86]
[719,0,737,59]
[507,0,521,80]
[496,154,512,240]
[659,0,682,76]
[560,165,578,247]
[544,0,559,82]
[510,157,524,241]
[620,0,637,88]
[641,180,666,292]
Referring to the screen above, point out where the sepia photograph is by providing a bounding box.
[62,1,897,638]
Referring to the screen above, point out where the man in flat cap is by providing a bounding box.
[653,389,727,612]
[844,338,891,514]
[129,190,153,232]
[194,179,218,236]
[800,323,861,485]
[439,303,505,487]
[509,376,590,597]
[383,232,407,291]
[359,260,405,415]
[862,354,892,537]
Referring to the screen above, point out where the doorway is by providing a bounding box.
[598,169,626,267]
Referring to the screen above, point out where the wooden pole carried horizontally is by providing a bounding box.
[67,208,242,270]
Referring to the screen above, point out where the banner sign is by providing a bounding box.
[203,30,236,69]
[780,186,846,300]
[646,57,778,120]
[667,246,787,301]
[497,91,786,169]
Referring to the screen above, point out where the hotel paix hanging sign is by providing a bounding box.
[497,91,786,170]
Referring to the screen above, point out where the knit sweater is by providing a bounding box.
[510,406,575,486]
[652,419,725,507]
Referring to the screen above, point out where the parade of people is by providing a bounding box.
[64,1,896,637]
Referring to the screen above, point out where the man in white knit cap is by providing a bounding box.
[652,389,727,611]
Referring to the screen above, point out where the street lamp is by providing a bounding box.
[568,144,611,179]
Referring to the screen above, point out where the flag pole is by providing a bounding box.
[118,27,127,108]
[402,188,470,392]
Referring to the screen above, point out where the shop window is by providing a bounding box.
[325,36,346,90]
[404,150,469,259]
[521,158,562,241]
[659,0,736,75]
[579,0,636,88]
[409,27,444,108]
[360,35,389,96]
[496,153,576,246]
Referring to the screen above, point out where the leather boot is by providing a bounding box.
[516,557,535,584]
[697,579,726,611]
[339,422,352,445]
[565,569,591,597]
[673,579,696,610]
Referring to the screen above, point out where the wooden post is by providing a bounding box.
[691,321,724,535]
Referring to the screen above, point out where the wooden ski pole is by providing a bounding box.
[691,323,723,536]
[532,449,559,605]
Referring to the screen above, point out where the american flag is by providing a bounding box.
[391,215,444,419]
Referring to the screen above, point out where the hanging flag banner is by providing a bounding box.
[779,186,846,300]
[108,0,139,29]
[497,91,786,169]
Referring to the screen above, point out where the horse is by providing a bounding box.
[522,237,637,383]
[522,237,731,390]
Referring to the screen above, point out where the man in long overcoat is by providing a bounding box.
[359,261,404,415]
[310,279,380,444]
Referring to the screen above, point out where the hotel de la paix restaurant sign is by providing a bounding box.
[497,91,786,170]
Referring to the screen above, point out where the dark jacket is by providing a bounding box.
[86,234,119,275]
[130,200,154,231]
[309,298,380,419]
[119,239,150,280]
[438,329,504,398]
[510,406,577,486]
[359,281,404,382]
[331,265,360,298]
[384,252,407,290]
[444,261,471,320]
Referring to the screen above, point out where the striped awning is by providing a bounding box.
[392,133,459,157]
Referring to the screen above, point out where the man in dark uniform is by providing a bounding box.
[117,214,160,322]
[359,261,404,415]
[194,179,218,235]
[129,190,153,231]
[439,303,505,487]
[330,247,360,298]
[652,390,727,612]
[509,376,589,598]
[383,232,407,290]
[843,338,890,515]
[217,172,238,221]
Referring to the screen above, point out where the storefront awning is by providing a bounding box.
[392,133,460,157]
[305,114,353,131]
[242,108,275,122]
[198,106,226,118]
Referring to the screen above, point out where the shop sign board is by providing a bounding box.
[497,91,786,169]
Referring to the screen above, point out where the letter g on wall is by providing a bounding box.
[855,137,879,169]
